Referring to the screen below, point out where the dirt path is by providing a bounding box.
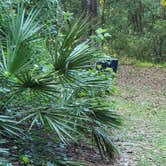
[117,65,166,106]
[78,65,166,166]
[113,65,166,166]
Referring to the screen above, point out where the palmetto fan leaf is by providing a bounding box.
[14,71,60,97]
[90,100,122,128]
[0,140,9,164]
[92,128,119,160]
[61,16,90,52]
[20,106,83,143]
[0,115,22,137]
[53,42,96,73]
[3,7,41,74]
[65,42,96,69]
[51,18,96,76]
[9,8,40,44]
[5,43,31,74]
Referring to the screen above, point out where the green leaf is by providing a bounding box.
[2,7,41,74]
[96,28,107,34]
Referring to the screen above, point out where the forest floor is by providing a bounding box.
[114,65,166,166]
[85,65,166,166]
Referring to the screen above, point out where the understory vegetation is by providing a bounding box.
[0,1,121,165]
[0,0,165,166]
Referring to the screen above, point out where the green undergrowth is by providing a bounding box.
[118,57,166,68]
[135,62,166,68]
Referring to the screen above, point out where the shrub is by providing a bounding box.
[0,4,121,165]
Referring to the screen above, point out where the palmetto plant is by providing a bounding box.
[0,6,122,165]
[0,115,21,137]
[2,8,41,74]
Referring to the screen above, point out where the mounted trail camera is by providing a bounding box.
[96,59,118,73]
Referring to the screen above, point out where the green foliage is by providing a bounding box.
[0,115,22,137]
[2,8,41,74]
[0,2,121,165]
[107,0,166,63]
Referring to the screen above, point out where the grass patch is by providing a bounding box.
[135,61,166,68]
[119,57,166,68]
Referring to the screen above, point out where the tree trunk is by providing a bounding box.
[81,0,91,14]
[128,0,144,33]
[90,0,100,17]
[101,0,106,26]
[82,0,99,17]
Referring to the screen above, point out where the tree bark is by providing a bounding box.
[82,0,99,17]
